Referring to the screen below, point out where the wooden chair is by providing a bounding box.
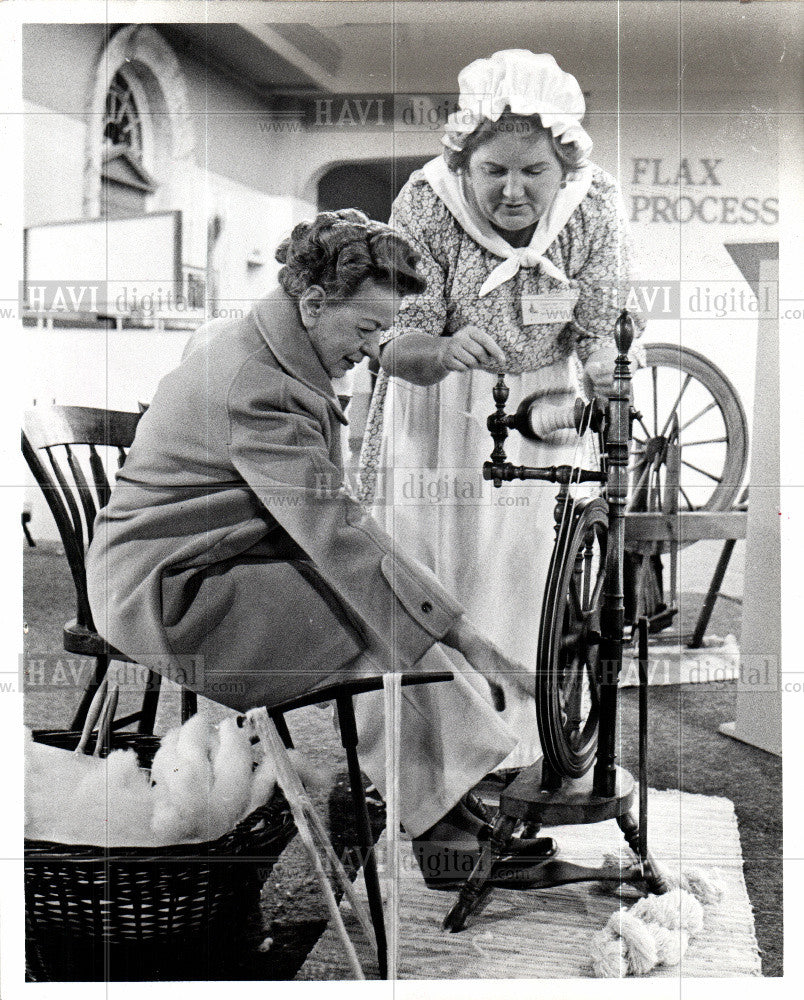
[23,404,453,979]
[22,405,197,732]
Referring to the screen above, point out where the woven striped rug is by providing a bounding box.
[297,788,760,980]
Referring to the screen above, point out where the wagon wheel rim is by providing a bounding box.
[536,498,608,779]
[628,343,748,518]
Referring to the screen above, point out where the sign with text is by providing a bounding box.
[629,157,777,226]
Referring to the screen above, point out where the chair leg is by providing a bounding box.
[180,688,198,723]
[336,694,388,980]
[138,670,163,734]
[70,655,109,730]
[269,710,294,749]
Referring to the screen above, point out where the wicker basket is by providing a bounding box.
[25,729,296,981]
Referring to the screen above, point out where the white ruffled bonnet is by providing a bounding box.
[443,49,593,160]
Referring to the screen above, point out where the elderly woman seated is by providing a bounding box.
[86,210,556,888]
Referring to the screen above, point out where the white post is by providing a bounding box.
[720,246,781,755]
[383,672,402,980]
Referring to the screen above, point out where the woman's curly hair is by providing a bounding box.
[275,209,427,300]
[444,110,588,177]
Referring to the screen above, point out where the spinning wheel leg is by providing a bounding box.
[617,811,670,895]
[442,815,516,933]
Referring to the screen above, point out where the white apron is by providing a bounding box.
[369,358,591,768]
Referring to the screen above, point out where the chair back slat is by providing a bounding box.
[46,446,85,552]
[65,444,99,546]
[23,432,94,628]
[89,445,112,509]
[23,406,143,632]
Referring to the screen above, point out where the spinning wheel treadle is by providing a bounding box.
[536,497,607,779]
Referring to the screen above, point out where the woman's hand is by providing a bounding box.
[582,344,618,398]
[437,325,507,374]
[442,615,530,711]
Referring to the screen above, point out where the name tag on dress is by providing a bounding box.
[521,289,579,325]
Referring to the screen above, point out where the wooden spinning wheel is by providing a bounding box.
[536,497,608,779]
[625,344,748,627]
[444,313,669,933]
[629,344,748,516]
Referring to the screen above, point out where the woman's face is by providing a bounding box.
[464,128,565,233]
[300,279,400,379]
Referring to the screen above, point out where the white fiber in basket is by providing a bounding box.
[151,716,216,841]
[209,717,254,832]
[25,715,282,847]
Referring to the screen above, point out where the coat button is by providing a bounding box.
[421,601,433,613]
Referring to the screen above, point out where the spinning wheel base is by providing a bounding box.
[500,761,635,828]
[442,856,663,933]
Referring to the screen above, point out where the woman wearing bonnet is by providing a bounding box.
[358,50,645,776]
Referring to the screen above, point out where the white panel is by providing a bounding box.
[24,213,181,315]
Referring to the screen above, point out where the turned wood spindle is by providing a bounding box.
[593,309,634,799]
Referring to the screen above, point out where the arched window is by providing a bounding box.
[100,70,156,218]
[104,71,144,158]
[85,26,194,221]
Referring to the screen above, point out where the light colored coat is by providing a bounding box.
[86,288,463,712]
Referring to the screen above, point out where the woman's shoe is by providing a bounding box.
[461,789,495,825]
[477,824,558,861]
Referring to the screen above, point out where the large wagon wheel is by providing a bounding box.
[536,496,608,778]
[625,344,748,627]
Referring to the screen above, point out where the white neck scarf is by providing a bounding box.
[421,155,593,297]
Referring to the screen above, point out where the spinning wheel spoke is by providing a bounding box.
[679,485,695,510]
[682,437,728,447]
[560,654,582,695]
[658,374,692,438]
[560,657,585,733]
[652,366,658,435]
[628,460,652,511]
[678,400,717,434]
[634,413,653,441]
[585,647,601,684]
[568,576,583,619]
[681,458,722,483]
[590,561,606,612]
[582,543,594,609]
